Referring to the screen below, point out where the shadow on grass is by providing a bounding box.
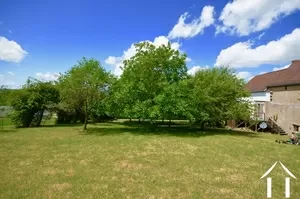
[41,123,84,128]
[0,129,18,133]
[84,122,259,138]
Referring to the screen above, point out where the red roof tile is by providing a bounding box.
[246,60,300,92]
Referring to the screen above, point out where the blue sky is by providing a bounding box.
[1,0,300,87]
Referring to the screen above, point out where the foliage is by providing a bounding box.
[5,50,252,129]
[0,86,18,106]
[154,80,192,124]
[108,42,251,127]
[187,67,251,127]
[110,41,188,121]
[10,79,60,127]
[57,57,112,130]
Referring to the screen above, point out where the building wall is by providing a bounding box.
[247,92,270,121]
[249,91,270,102]
[265,85,300,133]
[269,85,300,104]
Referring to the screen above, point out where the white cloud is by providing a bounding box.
[272,64,290,71]
[105,56,121,65]
[215,28,300,68]
[217,0,300,36]
[187,65,209,75]
[7,72,14,76]
[105,36,181,76]
[36,72,60,81]
[168,6,215,39]
[186,57,192,62]
[236,71,253,81]
[259,71,267,75]
[258,32,265,40]
[0,36,27,63]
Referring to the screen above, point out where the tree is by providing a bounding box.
[10,79,60,127]
[188,67,251,128]
[58,57,111,130]
[112,41,188,121]
[154,81,192,126]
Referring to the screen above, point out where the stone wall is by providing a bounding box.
[265,84,300,132]
[269,85,300,104]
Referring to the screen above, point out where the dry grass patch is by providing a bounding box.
[0,123,299,198]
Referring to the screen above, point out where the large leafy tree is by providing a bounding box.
[154,81,192,125]
[58,57,111,130]
[10,79,60,127]
[188,67,251,128]
[112,41,188,121]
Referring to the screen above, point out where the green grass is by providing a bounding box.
[0,122,299,199]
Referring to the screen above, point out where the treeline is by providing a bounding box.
[0,42,252,129]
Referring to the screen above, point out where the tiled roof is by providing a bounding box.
[246,60,300,92]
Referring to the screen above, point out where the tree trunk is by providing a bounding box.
[83,100,88,130]
[169,119,171,128]
[162,118,164,124]
[201,122,205,130]
[130,118,132,122]
[139,118,141,124]
[24,112,34,127]
[37,110,44,127]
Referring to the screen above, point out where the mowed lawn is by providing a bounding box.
[0,122,299,199]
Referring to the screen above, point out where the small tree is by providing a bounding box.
[10,79,59,127]
[58,57,111,130]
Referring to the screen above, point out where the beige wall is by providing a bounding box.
[269,85,300,104]
[266,85,300,133]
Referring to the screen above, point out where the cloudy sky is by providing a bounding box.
[1,0,300,87]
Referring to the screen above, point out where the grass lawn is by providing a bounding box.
[0,122,299,199]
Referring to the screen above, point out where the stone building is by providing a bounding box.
[246,60,300,133]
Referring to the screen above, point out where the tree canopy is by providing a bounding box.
[109,42,188,121]
[58,57,112,130]
[10,79,59,127]
[3,43,252,129]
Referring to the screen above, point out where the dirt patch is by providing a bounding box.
[228,174,244,183]
[43,169,57,175]
[66,168,74,177]
[116,160,144,170]
[51,183,72,191]
[185,143,198,152]
[220,188,232,194]
[217,168,227,172]
[214,176,221,181]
